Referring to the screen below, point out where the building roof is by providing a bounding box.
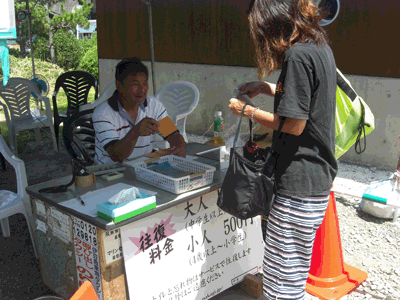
[77,20,96,34]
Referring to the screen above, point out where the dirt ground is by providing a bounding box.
[1,137,72,300]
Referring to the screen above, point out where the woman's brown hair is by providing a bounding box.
[248,0,328,79]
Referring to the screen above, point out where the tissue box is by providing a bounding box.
[97,192,156,223]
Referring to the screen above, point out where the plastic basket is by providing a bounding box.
[132,155,216,194]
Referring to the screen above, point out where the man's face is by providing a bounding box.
[117,72,149,106]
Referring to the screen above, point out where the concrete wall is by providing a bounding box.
[99,58,400,171]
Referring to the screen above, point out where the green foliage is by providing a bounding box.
[8,48,22,58]
[33,36,50,61]
[50,1,92,32]
[14,0,92,61]
[15,0,49,57]
[53,30,84,70]
[78,44,98,79]
[79,33,97,53]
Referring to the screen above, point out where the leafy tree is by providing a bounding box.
[33,35,50,61]
[79,32,97,53]
[53,30,84,70]
[15,0,92,63]
[78,43,98,79]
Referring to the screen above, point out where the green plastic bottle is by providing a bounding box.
[213,111,225,145]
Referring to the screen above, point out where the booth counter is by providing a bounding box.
[26,143,264,300]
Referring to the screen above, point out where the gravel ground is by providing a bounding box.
[0,133,399,300]
[330,162,400,300]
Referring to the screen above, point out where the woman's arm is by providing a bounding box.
[229,99,307,136]
[238,81,277,98]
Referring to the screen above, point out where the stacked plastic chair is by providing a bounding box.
[0,78,58,153]
[52,71,98,147]
[0,134,37,257]
[154,81,200,149]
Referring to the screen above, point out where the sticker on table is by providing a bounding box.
[36,219,47,233]
[72,216,103,300]
[47,207,72,244]
[103,228,123,265]
[35,199,46,218]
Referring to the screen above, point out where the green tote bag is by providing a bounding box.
[335,69,375,159]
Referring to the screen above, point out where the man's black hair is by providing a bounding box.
[115,57,149,84]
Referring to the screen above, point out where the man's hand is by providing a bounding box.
[166,133,186,158]
[170,144,186,157]
[133,117,160,136]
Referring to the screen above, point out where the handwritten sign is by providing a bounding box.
[103,228,123,265]
[120,190,263,300]
[72,216,103,300]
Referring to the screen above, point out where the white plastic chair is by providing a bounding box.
[79,81,116,111]
[154,81,200,148]
[0,135,38,258]
[0,78,58,154]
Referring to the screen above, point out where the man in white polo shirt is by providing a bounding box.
[92,57,186,164]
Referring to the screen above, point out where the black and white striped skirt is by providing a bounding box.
[262,193,330,300]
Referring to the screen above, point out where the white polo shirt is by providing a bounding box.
[92,91,170,164]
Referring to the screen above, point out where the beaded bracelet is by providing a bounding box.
[251,107,259,123]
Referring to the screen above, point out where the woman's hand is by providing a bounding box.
[238,81,276,98]
[229,98,248,116]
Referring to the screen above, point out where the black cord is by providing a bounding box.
[38,160,90,193]
[354,102,370,155]
[39,161,76,193]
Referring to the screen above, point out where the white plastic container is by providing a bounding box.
[132,155,216,194]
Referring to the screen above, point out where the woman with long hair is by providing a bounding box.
[228,0,338,299]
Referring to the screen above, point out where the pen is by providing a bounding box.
[77,194,86,206]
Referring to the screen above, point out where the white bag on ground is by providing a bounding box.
[359,200,395,219]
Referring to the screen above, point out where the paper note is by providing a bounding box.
[103,228,123,265]
[36,219,47,233]
[35,200,46,218]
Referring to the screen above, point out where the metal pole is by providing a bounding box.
[26,0,43,110]
[145,0,156,94]
[26,0,36,77]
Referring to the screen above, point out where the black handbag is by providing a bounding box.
[217,104,285,220]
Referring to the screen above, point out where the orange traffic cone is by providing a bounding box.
[306,191,368,299]
[70,281,99,300]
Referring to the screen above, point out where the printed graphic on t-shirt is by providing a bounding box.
[276,82,283,94]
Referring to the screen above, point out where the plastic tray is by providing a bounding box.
[132,155,216,194]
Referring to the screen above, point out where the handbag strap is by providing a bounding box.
[233,104,286,153]
[249,119,253,143]
[336,69,357,101]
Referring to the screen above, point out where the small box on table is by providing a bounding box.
[97,192,156,223]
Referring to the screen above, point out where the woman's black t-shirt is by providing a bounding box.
[273,42,338,197]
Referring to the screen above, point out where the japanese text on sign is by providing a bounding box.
[121,190,264,300]
[72,217,103,300]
